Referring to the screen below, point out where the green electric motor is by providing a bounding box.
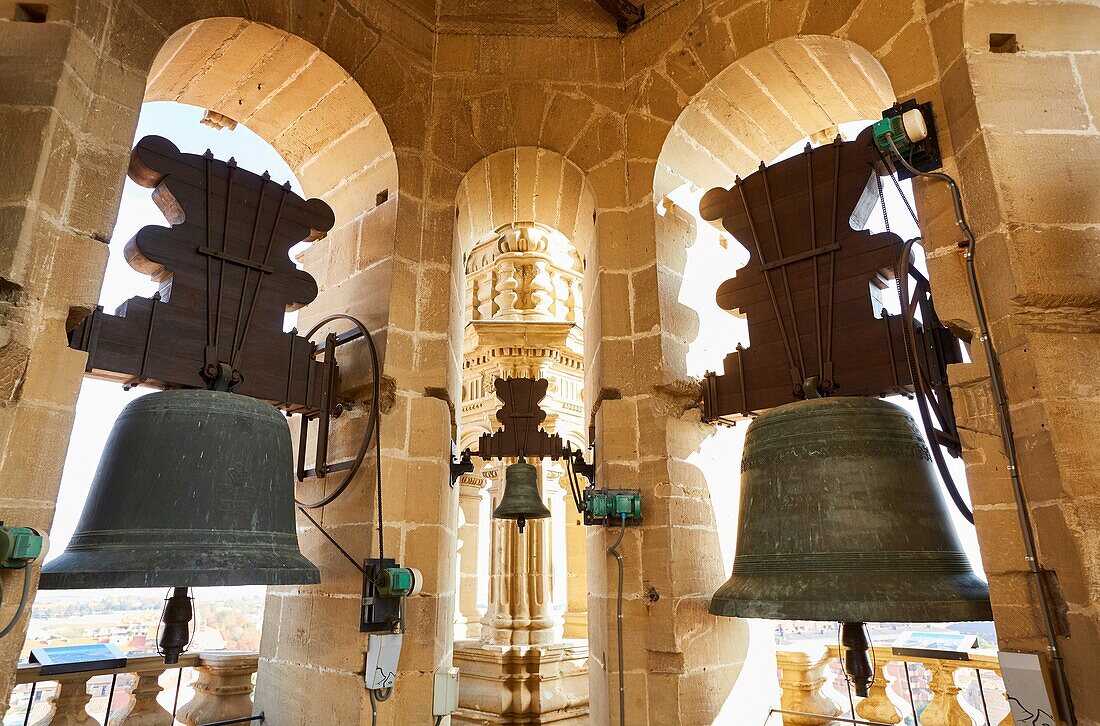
[0,525,47,569]
[376,566,422,598]
[584,489,642,525]
[872,107,929,156]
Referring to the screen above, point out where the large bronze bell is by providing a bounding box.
[492,461,551,533]
[40,390,320,589]
[710,397,991,691]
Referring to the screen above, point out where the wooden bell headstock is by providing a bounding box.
[698,129,962,424]
[70,135,336,413]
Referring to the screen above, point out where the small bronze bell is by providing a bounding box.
[41,389,320,589]
[710,396,992,695]
[492,460,551,533]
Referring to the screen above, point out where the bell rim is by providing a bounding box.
[39,548,321,589]
[709,571,993,623]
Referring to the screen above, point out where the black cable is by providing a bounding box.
[607,514,627,726]
[0,565,32,638]
[296,506,365,574]
[887,136,1077,725]
[375,388,384,559]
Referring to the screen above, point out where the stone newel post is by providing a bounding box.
[176,652,259,726]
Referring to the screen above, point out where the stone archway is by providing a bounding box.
[0,8,451,724]
[450,147,596,725]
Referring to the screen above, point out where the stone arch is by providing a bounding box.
[1,7,451,724]
[655,35,894,200]
[454,147,597,262]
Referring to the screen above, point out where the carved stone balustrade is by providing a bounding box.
[774,643,1013,726]
[13,651,259,725]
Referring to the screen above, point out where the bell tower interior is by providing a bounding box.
[2,2,1099,725]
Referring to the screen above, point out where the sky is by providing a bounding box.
[44,102,303,604]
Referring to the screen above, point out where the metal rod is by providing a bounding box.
[760,162,806,376]
[764,709,895,726]
[888,136,1077,725]
[296,506,366,574]
[213,161,236,354]
[231,185,288,371]
[171,665,184,720]
[230,175,268,360]
[104,672,117,722]
[22,682,35,726]
[824,138,841,385]
[736,179,800,385]
[199,714,265,726]
[806,145,823,381]
[204,152,214,350]
[903,661,918,724]
[975,668,991,725]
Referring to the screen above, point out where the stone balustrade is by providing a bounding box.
[775,643,1010,725]
[12,651,259,726]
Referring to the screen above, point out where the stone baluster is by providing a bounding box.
[775,645,842,725]
[476,272,495,320]
[176,652,258,726]
[33,673,95,726]
[855,660,900,724]
[108,666,169,725]
[529,259,554,318]
[920,662,970,726]
[567,278,582,327]
[494,259,519,318]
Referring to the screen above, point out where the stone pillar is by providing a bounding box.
[774,645,841,725]
[176,652,259,726]
[456,473,486,640]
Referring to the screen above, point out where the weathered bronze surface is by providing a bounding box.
[710,396,991,622]
[492,461,552,532]
[40,389,320,589]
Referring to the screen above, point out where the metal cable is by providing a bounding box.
[0,565,32,638]
[887,136,1077,725]
[608,514,627,726]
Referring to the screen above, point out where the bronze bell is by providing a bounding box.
[40,389,320,589]
[492,461,551,533]
[710,397,992,694]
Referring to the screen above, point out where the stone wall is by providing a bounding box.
[1,0,1098,724]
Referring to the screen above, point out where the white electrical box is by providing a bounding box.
[432,667,460,716]
[364,633,403,690]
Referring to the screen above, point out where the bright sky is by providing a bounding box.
[44,102,302,604]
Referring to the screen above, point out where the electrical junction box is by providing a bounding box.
[364,633,402,690]
[583,489,642,526]
[433,667,460,716]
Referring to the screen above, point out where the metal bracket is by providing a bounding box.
[449,445,473,488]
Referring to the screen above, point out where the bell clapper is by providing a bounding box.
[157,587,194,665]
[839,621,874,698]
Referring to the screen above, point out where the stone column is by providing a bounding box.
[456,473,486,640]
[774,645,841,725]
[176,652,259,726]
[562,512,588,639]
